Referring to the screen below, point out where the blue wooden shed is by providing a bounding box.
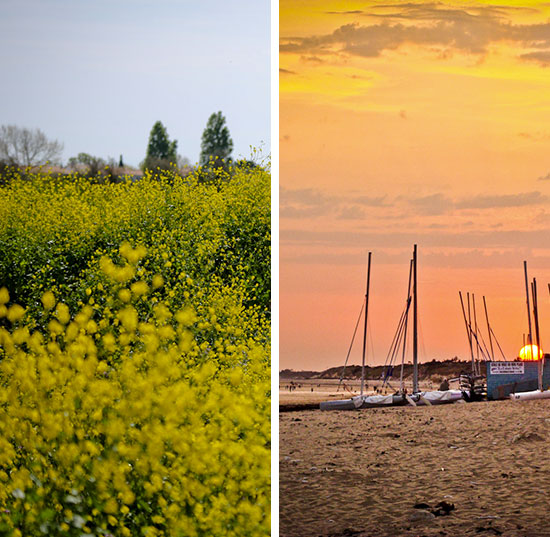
[486,356,550,399]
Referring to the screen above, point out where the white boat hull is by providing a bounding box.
[415,389,464,405]
[319,398,360,411]
[510,390,550,401]
[320,390,463,410]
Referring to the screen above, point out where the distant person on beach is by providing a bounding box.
[439,378,449,391]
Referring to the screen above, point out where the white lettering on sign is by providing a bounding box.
[489,362,525,375]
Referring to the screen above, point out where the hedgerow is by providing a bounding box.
[0,166,270,536]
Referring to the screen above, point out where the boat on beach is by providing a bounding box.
[321,245,464,411]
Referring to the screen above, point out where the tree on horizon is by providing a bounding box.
[199,111,233,167]
[0,125,63,167]
[142,121,177,171]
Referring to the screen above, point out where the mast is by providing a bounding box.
[483,296,495,361]
[524,261,534,361]
[400,258,413,393]
[467,293,475,374]
[472,294,480,375]
[413,244,418,394]
[532,278,542,390]
[360,252,372,396]
[459,291,475,366]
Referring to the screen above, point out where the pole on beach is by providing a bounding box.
[524,261,534,363]
[413,244,418,394]
[532,278,542,390]
[400,258,413,394]
[472,294,480,376]
[483,296,495,361]
[459,291,475,370]
[360,252,372,397]
[467,293,475,374]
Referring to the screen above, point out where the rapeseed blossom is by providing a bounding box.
[0,165,270,536]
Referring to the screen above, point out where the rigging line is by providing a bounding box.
[367,313,375,383]
[337,300,364,391]
[382,307,408,388]
[532,279,542,354]
[459,291,475,366]
[401,259,413,392]
[476,327,493,362]
[490,325,507,361]
[473,294,481,363]
[483,296,495,361]
[480,326,493,361]
[466,323,490,362]
[465,315,492,363]
[383,307,408,369]
[391,312,408,366]
[383,291,414,388]
[418,315,427,362]
[386,296,412,375]
[400,298,411,392]
[354,310,376,390]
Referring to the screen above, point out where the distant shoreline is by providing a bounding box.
[280,357,477,381]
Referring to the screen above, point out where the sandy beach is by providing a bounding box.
[280,396,550,537]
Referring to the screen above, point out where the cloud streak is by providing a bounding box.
[456,191,549,209]
[406,191,548,214]
[280,187,390,219]
[281,227,550,255]
[520,50,550,66]
[281,187,549,218]
[280,4,550,63]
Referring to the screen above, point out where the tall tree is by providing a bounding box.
[199,112,233,166]
[143,121,177,170]
[0,125,63,167]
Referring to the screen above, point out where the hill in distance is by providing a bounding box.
[280,358,480,382]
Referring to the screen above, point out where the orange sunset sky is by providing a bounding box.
[279,0,550,371]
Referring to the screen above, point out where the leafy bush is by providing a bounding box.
[0,166,270,536]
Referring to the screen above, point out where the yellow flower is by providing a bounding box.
[131,280,149,297]
[0,166,271,536]
[55,303,71,324]
[118,288,131,303]
[104,497,118,514]
[152,274,164,289]
[7,304,24,323]
[0,287,9,304]
[41,290,56,310]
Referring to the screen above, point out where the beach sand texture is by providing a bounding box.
[280,399,550,537]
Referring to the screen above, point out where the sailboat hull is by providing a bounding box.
[510,390,550,401]
[415,389,464,405]
[320,394,395,410]
[319,398,360,411]
[320,390,464,410]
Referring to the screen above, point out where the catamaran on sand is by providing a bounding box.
[321,245,463,411]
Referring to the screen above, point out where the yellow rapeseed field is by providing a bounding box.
[0,165,270,536]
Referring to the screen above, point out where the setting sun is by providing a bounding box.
[518,344,543,361]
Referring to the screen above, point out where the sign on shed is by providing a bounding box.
[489,362,524,375]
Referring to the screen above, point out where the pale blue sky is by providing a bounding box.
[0,0,270,167]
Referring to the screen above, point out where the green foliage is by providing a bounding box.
[67,152,119,183]
[199,112,234,167]
[68,153,105,174]
[0,165,271,536]
[143,122,178,172]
